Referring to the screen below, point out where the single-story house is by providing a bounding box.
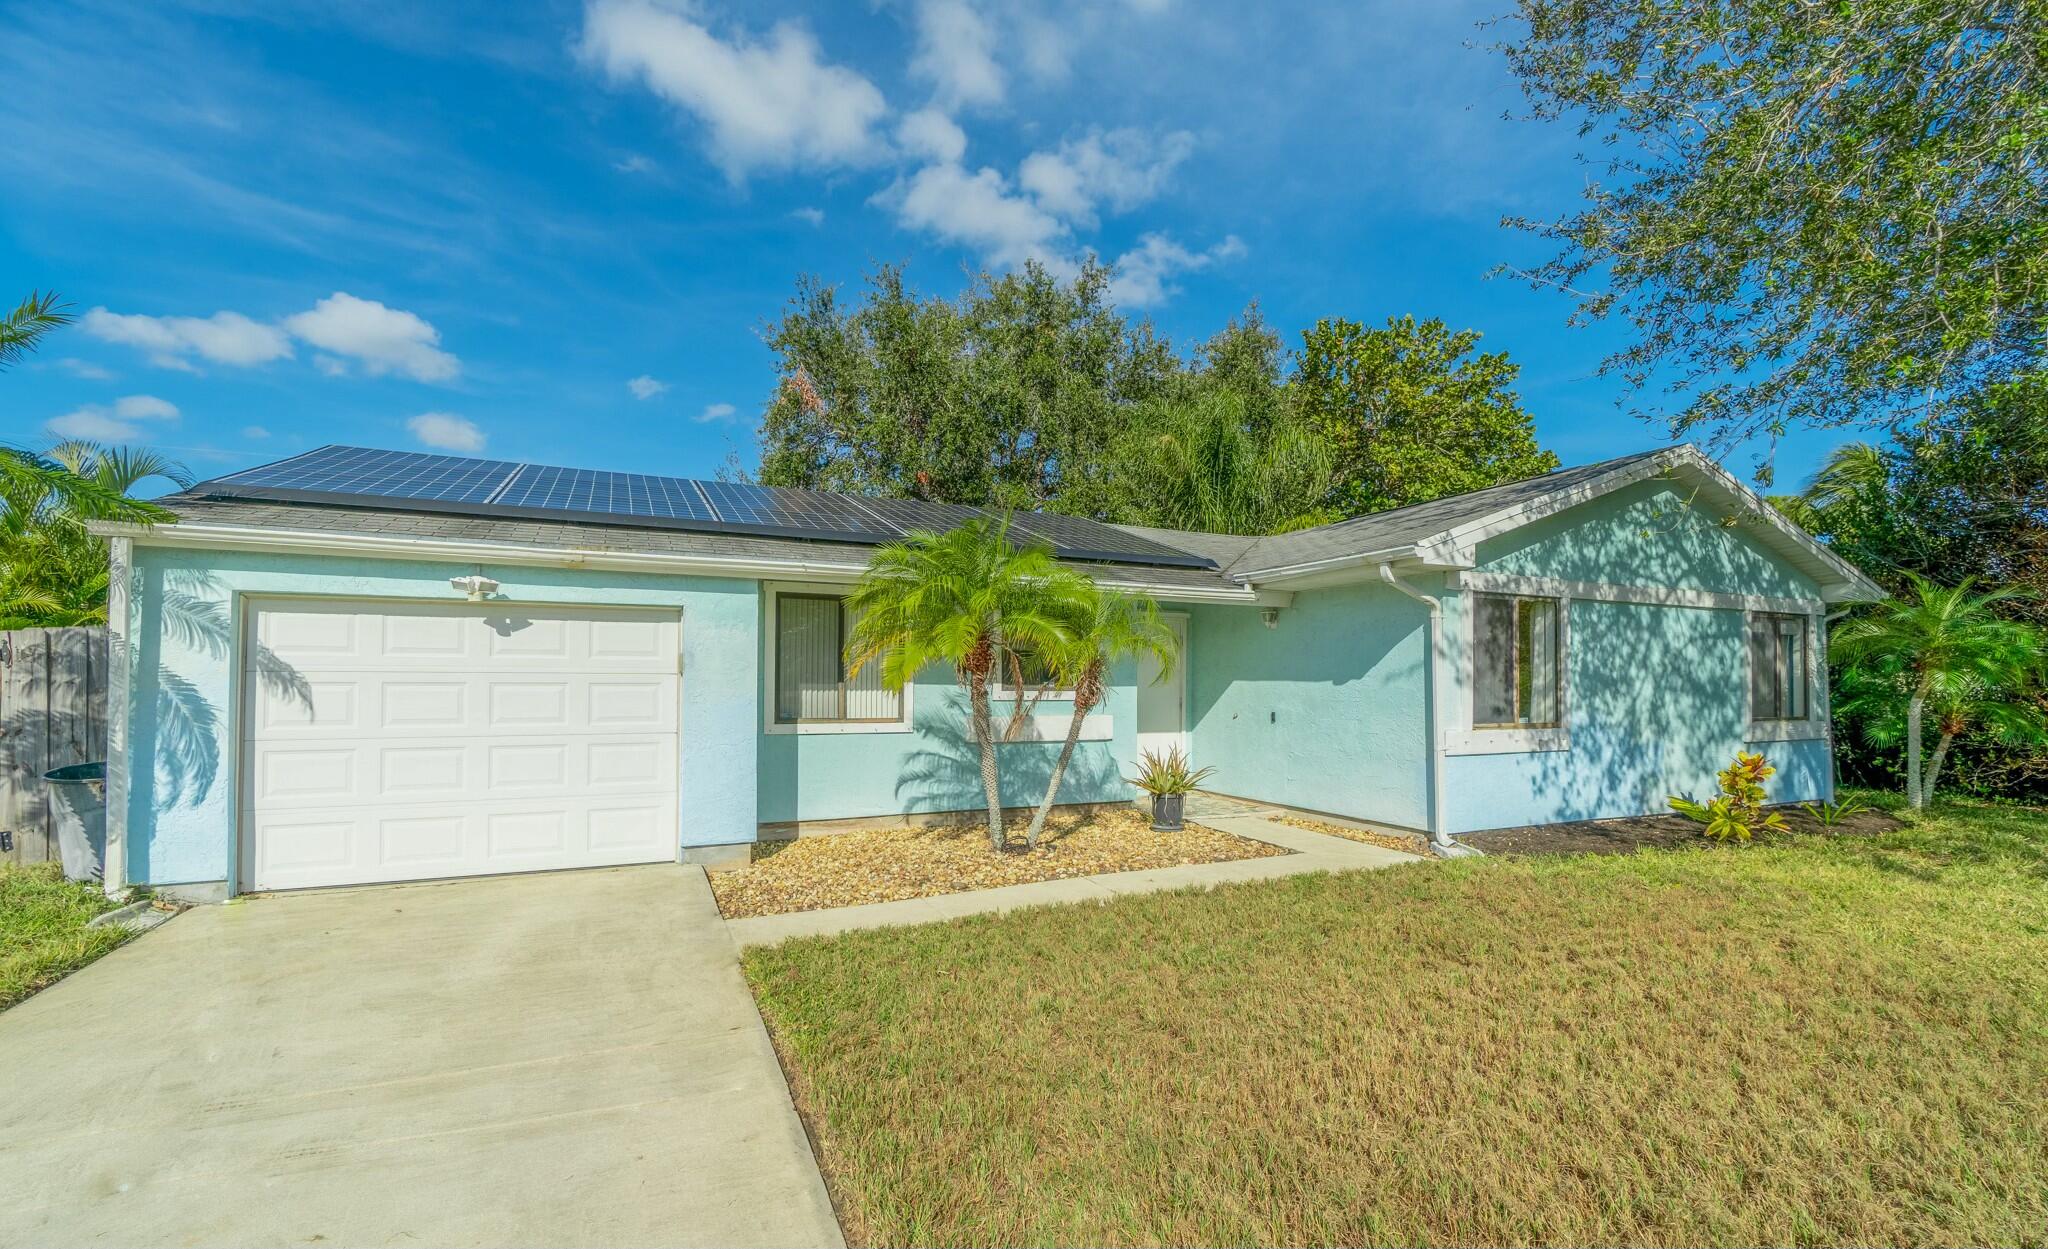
[93,442,1883,898]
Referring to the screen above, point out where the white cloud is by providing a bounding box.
[791,206,826,227]
[81,307,291,371]
[243,425,271,439]
[896,108,968,164]
[696,402,738,424]
[45,393,181,442]
[628,374,668,400]
[55,357,113,381]
[880,161,1069,270]
[580,1,890,180]
[910,0,1004,110]
[284,292,459,382]
[614,153,657,174]
[83,293,457,382]
[406,412,486,452]
[1019,128,1195,227]
[1105,232,1245,307]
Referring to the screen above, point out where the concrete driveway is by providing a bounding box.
[0,866,842,1248]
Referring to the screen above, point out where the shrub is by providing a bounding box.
[1669,751,1788,842]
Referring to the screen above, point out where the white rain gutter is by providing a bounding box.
[1377,563,1465,853]
[90,520,1267,604]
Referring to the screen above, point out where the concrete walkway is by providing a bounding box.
[0,866,842,1249]
[725,809,1425,948]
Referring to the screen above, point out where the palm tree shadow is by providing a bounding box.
[125,567,311,819]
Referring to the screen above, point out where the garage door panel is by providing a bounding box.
[243,600,681,891]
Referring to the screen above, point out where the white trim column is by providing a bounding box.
[102,536,132,898]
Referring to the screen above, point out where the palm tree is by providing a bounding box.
[844,518,1089,850]
[1831,574,2047,808]
[3,290,178,528]
[0,441,186,629]
[1,290,72,369]
[1020,585,1178,849]
[1114,390,1336,535]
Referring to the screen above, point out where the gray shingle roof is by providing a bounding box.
[1108,449,1671,576]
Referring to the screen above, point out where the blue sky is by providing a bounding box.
[1,0,1849,498]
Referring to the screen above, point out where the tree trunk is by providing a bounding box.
[968,675,1005,850]
[1922,731,1955,805]
[1905,694,1925,810]
[1023,665,1100,850]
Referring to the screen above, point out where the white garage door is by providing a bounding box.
[242,599,681,891]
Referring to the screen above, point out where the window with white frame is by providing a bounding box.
[992,644,1070,697]
[1748,611,1810,722]
[772,593,902,724]
[1472,592,1562,729]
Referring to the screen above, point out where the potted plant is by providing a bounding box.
[1128,746,1215,831]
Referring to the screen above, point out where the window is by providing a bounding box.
[993,645,1068,697]
[773,594,902,724]
[1749,612,1810,722]
[1472,593,1561,729]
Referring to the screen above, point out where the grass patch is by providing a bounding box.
[712,807,1284,918]
[745,794,2048,1246]
[1,862,130,1010]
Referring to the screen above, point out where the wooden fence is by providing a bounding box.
[0,628,109,865]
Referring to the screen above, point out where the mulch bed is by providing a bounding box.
[709,808,1288,918]
[1278,817,1436,858]
[1461,804,1904,857]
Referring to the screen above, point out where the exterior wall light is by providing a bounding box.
[1260,607,1280,629]
[450,574,500,602]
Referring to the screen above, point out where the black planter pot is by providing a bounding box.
[1151,792,1185,831]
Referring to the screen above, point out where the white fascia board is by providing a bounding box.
[1232,544,1425,588]
[102,520,1268,603]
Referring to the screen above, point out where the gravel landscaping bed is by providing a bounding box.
[710,808,1287,918]
[1277,816,1435,858]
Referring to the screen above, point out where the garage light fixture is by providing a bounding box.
[449,574,499,602]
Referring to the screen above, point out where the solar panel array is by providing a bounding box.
[193,445,1214,569]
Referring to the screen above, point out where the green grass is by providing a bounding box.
[745,794,2048,1247]
[1,862,131,1010]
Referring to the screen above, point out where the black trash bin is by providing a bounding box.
[41,761,107,883]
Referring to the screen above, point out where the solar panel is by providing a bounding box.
[206,446,522,504]
[190,445,1216,569]
[494,465,716,522]
[694,480,897,543]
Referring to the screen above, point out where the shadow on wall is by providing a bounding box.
[125,568,311,857]
[895,716,1123,813]
[1457,598,1808,829]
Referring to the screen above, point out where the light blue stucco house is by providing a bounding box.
[93,443,1882,897]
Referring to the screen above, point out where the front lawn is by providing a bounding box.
[745,795,2048,1247]
[1,863,131,1010]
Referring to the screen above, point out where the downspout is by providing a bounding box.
[1377,564,1473,855]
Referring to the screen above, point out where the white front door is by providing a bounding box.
[1135,612,1188,763]
[241,599,681,891]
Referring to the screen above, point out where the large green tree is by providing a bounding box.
[758,269,1561,533]
[1498,1,2048,453]
[758,260,1176,512]
[1292,315,1558,516]
[1094,309,1336,535]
